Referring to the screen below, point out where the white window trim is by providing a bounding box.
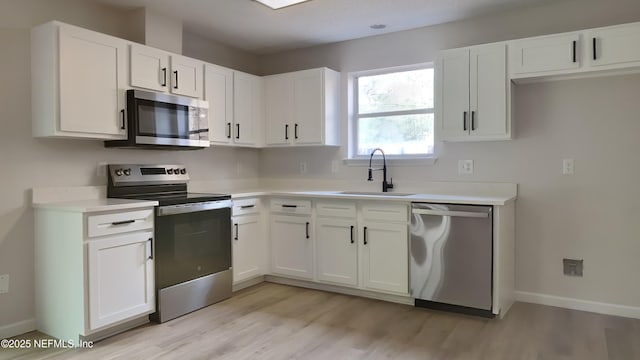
[347,62,437,165]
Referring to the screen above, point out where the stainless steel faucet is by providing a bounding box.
[368,148,394,192]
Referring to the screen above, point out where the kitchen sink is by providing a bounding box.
[338,191,415,197]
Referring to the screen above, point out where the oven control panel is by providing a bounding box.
[108,164,189,186]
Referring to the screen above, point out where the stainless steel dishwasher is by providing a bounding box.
[410,203,493,317]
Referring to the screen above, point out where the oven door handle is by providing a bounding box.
[157,200,232,216]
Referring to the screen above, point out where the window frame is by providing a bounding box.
[348,62,437,164]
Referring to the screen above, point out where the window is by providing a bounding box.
[351,65,434,159]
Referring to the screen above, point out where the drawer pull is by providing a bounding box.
[240,205,255,209]
[111,219,135,226]
[282,204,297,208]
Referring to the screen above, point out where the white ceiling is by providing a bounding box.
[93,0,560,54]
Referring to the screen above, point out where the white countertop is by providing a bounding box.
[231,190,515,206]
[33,198,158,213]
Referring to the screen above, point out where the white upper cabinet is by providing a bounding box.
[130,43,203,99]
[436,42,510,142]
[205,63,234,144]
[264,68,340,147]
[233,71,263,147]
[509,21,640,81]
[510,32,581,76]
[32,21,128,139]
[587,22,640,68]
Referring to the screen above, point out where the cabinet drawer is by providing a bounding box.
[87,208,154,238]
[361,203,408,222]
[316,201,356,218]
[270,198,312,214]
[233,198,261,216]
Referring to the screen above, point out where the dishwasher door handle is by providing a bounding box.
[412,209,490,218]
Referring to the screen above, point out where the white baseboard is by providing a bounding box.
[516,291,640,319]
[0,318,36,339]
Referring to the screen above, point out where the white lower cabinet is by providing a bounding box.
[269,198,313,280]
[87,231,154,330]
[315,217,358,286]
[34,205,155,342]
[232,215,264,283]
[361,221,408,294]
[270,214,314,279]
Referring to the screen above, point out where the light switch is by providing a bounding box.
[563,158,574,175]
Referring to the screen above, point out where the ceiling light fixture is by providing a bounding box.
[255,0,311,10]
[370,24,387,30]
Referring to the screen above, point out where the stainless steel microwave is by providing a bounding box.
[105,89,209,150]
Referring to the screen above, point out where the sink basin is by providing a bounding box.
[338,191,415,197]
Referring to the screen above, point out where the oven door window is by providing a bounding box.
[155,207,231,289]
[136,99,199,139]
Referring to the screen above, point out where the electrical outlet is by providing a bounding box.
[563,258,583,277]
[0,274,9,294]
[300,162,307,174]
[563,158,574,175]
[458,160,474,175]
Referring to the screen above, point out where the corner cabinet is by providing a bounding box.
[435,42,511,142]
[264,68,340,147]
[31,21,128,139]
[34,204,155,342]
[269,198,314,280]
[231,198,266,284]
[130,43,203,99]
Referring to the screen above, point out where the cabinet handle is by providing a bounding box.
[463,111,467,131]
[240,205,255,209]
[227,123,232,139]
[282,204,297,208]
[285,124,289,140]
[592,37,597,61]
[148,238,153,260]
[236,123,240,140]
[471,111,476,131]
[363,226,368,245]
[350,225,354,244]
[173,70,179,89]
[234,223,239,241]
[294,124,299,139]
[572,40,577,63]
[112,219,134,226]
[161,67,167,87]
[306,222,310,239]
[120,109,126,130]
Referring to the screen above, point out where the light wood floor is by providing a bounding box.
[2,283,639,360]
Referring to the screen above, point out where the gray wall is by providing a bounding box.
[257,0,640,308]
[0,0,259,329]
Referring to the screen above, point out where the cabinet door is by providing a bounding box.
[510,33,581,75]
[270,215,313,279]
[58,25,127,137]
[205,64,234,144]
[470,43,508,138]
[588,23,640,68]
[316,218,357,286]
[130,44,169,92]
[87,231,154,330]
[170,55,203,98]
[232,215,264,284]
[436,47,470,140]
[292,69,323,145]
[233,72,259,146]
[264,74,292,145]
[361,222,408,294]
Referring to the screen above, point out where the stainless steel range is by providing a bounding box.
[107,164,232,323]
